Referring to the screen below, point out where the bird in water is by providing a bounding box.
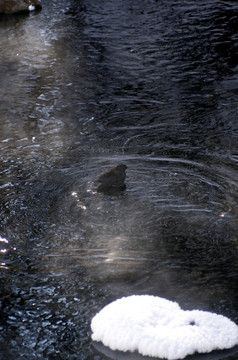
[96,164,127,193]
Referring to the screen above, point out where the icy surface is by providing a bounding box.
[91,295,238,360]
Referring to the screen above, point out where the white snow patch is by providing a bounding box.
[91,295,238,360]
[28,5,36,11]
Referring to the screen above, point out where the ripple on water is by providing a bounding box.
[8,155,233,306]
[1,0,238,359]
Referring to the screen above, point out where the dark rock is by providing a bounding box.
[96,164,127,193]
[0,0,42,14]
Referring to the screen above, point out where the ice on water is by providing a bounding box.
[91,295,238,360]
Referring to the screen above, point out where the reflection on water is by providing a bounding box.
[0,0,238,359]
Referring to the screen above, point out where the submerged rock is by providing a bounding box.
[96,164,127,193]
[0,0,42,14]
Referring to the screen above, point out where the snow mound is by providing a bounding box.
[91,295,238,360]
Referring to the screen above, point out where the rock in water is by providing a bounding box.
[0,0,42,14]
[96,164,127,193]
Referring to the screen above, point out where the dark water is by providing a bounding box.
[0,0,238,359]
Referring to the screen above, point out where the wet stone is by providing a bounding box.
[0,0,42,14]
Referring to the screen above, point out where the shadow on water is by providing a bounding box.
[0,0,238,359]
[93,343,238,360]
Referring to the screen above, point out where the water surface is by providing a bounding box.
[0,0,238,359]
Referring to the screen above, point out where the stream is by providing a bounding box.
[0,0,238,359]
